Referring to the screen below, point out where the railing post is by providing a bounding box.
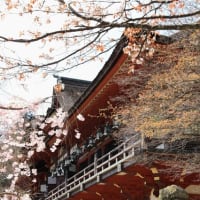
[83,168,86,182]
[123,143,126,159]
[108,153,111,167]
[141,132,147,150]
[80,183,84,191]
[132,146,135,156]
[97,175,100,183]
[67,192,70,198]
[117,163,122,172]
[94,153,97,174]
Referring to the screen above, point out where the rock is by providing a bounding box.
[159,185,189,200]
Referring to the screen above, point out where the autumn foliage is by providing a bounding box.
[133,30,199,138]
[115,29,200,161]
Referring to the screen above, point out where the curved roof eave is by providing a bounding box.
[67,35,128,117]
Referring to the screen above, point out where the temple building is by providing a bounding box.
[30,31,200,200]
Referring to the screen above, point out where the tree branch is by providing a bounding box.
[0,7,199,44]
[0,96,51,110]
[68,2,103,23]
[126,22,200,31]
[0,105,25,110]
[16,31,102,68]
[128,10,200,22]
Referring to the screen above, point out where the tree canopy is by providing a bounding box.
[0,0,199,80]
[135,54,200,138]
[115,29,200,171]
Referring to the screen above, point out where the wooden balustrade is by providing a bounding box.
[45,134,141,200]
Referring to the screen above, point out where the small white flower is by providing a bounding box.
[62,129,68,136]
[74,129,79,133]
[75,130,81,139]
[9,149,13,154]
[135,58,144,65]
[25,122,31,127]
[32,178,37,183]
[20,130,26,135]
[77,114,85,121]
[32,169,37,176]
[45,117,53,123]
[36,142,45,152]
[12,162,18,167]
[21,194,32,200]
[54,138,62,146]
[16,136,23,141]
[17,154,23,159]
[14,168,21,173]
[1,144,9,150]
[48,130,55,136]
[37,130,44,135]
[57,121,64,128]
[50,145,57,152]
[7,174,14,179]
[74,129,81,139]
[55,129,62,137]
[27,150,34,158]
[39,123,46,129]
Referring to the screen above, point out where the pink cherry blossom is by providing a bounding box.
[32,178,37,183]
[54,138,62,146]
[77,113,85,121]
[27,150,34,158]
[32,169,37,176]
[62,129,68,136]
[74,129,81,139]
[7,174,14,179]
[50,145,57,152]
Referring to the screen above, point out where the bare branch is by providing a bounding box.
[127,10,200,22]
[0,4,198,44]
[14,31,102,69]
[0,96,51,110]
[68,2,103,23]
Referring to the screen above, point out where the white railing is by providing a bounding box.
[45,135,141,200]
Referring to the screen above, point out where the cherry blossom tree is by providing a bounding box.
[0,107,69,197]
[0,0,199,81]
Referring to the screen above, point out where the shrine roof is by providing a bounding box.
[53,75,91,87]
[67,35,127,116]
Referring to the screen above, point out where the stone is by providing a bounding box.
[159,185,189,200]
